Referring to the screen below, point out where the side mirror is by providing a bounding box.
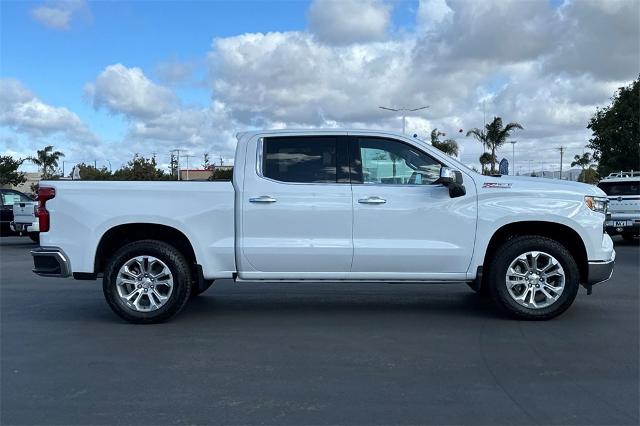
[438,167,466,198]
[438,167,455,185]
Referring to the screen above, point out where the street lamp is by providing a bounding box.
[379,105,429,134]
[509,140,517,175]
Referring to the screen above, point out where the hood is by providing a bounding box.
[479,175,605,197]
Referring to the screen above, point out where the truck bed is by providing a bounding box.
[40,180,236,279]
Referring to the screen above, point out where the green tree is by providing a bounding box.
[0,156,27,187]
[578,167,599,184]
[28,145,65,178]
[468,117,523,174]
[430,129,459,156]
[168,153,179,179]
[479,152,495,175]
[74,163,113,180]
[209,167,233,181]
[113,154,169,181]
[570,152,598,183]
[587,76,640,176]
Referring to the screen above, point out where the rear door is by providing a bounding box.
[239,135,353,279]
[349,136,477,280]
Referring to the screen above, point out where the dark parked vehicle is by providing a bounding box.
[0,189,36,238]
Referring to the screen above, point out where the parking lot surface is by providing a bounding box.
[1,236,638,425]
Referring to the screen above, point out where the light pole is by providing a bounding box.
[379,105,429,134]
[509,140,517,175]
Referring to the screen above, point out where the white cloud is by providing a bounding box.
[9,0,639,174]
[205,0,638,172]
[308,0,391,45]
[86,64,177,119]
[30,0,89,31]
[0,78,97,143]
[155,60,197,86]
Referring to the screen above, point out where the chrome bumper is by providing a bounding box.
[31,247,71,277]
[587,250,615,285]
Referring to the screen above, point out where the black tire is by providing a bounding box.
[28,233,39,244]
[192,280,214,297]
[103,240,193,324]
[487,236,580,320]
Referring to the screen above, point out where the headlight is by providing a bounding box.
[584,196,608,214]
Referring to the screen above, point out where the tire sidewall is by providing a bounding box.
[489,236,580,320]
[103,240,192,323]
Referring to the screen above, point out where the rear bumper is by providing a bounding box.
[31,247,71,277]
[587,250,615,285]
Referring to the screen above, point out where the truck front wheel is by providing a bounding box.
[103,240,193,324]
[487,236,580,320]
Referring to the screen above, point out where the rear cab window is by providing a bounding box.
[262,136,349,183]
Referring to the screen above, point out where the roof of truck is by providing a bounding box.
[236,128,408,140]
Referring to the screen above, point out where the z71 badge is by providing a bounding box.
[482,182,512,189]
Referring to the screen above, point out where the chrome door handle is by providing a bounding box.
[358,196,386,205]
[249,195,277,203]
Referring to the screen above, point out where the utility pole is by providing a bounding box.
[183,154,195,181]
[219,156,224,167]
[557,146,566,180]
[509,140,517,175]
[170,149,182,180]
[379,105,429,134]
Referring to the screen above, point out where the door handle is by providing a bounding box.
[358,196,386,205]
[249,195,277,203]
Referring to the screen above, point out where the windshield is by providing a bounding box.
[597,181,640,196]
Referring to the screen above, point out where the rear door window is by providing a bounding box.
[262,136,340,183]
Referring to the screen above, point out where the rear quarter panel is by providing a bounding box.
[40,181,236,279]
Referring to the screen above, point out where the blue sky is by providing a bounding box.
[1,0,638,173]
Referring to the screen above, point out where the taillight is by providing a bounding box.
[37,187,55,232]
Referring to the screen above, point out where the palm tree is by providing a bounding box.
[468,117,523,174]
[479,152,495,175]
[571,152,595,183]
[430,129,459,157]
[571,152,592,171]
[29,145,65,178]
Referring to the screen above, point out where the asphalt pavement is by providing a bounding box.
[1,236,638,425]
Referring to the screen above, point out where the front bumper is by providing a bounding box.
[587,250,615,285]
[31,247,71,277]
[605,220,640,235]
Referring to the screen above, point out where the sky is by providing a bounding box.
[1,0,638,174]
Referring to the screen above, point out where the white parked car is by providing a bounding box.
[597,171,640,241]
[31,129,615,323]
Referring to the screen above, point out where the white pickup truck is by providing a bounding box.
[31,129,615,323]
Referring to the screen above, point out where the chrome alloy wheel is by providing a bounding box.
[505,251,565,309]
[116,256,174,312]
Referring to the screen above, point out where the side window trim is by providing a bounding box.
[350,136,444,186]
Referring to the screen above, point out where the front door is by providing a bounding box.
[349,136,477,280]
[239,135,353,279]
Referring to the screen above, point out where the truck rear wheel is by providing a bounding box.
[103,240,193,324]
[487,236,580,320]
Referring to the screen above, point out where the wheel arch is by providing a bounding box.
[482,221,588,284]
[94,223,198,275]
